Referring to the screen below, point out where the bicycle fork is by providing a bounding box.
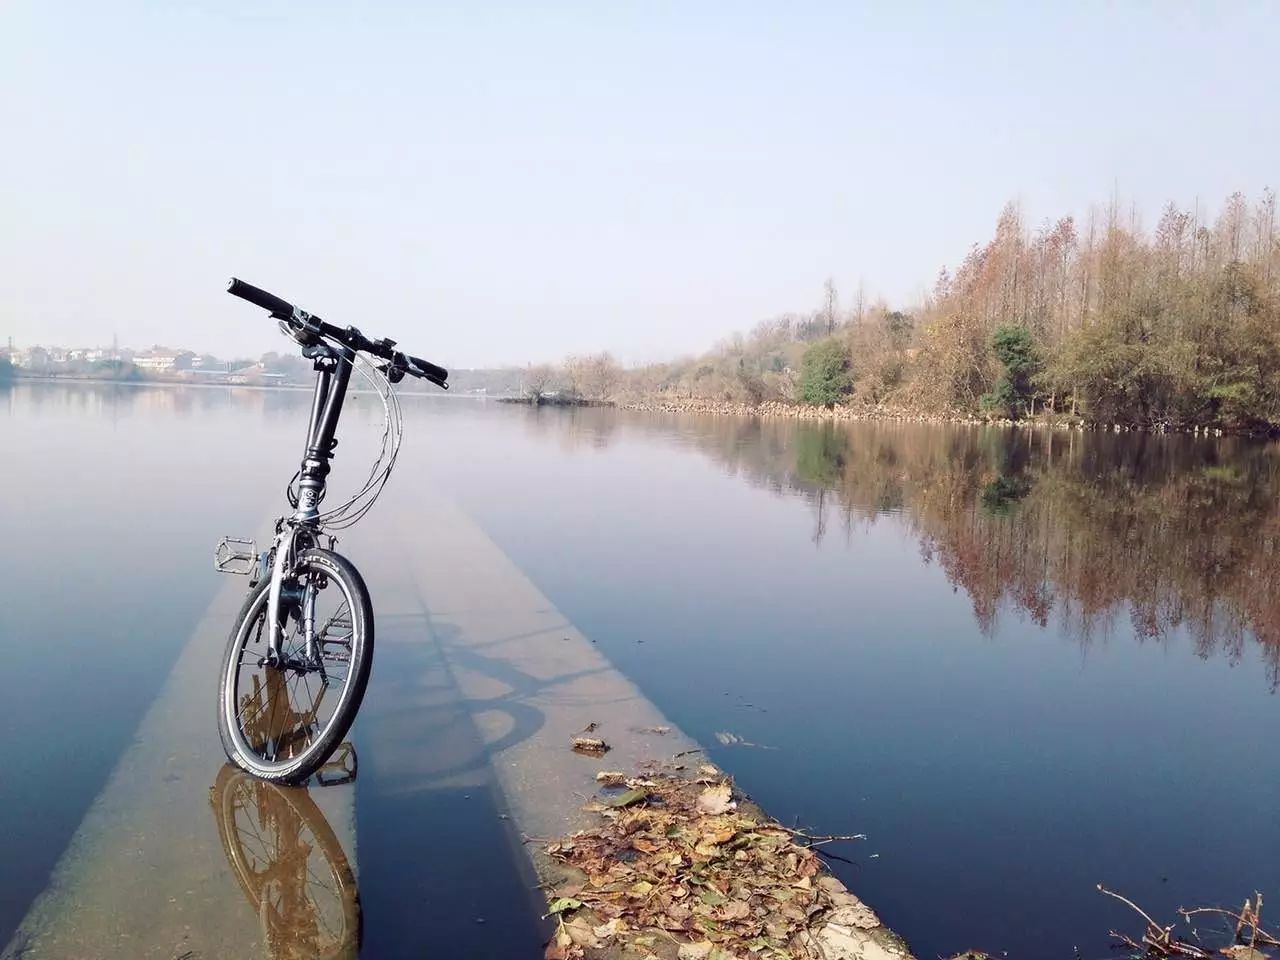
[265,528,320,666]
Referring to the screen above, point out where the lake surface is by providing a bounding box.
[2,381,1277,958]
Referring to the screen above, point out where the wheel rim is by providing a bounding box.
[224,562,361,775]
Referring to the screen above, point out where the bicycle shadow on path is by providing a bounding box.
[354,484,700,844]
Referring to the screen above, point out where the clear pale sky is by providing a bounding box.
[1,2,1275,367]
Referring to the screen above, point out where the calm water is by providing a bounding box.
[2,381,1278,958]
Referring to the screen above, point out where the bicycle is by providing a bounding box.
[213,278,447,783]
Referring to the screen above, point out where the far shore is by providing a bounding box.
[9,374,1266,436]
[2,373,484,398]
[615,395,1260,437]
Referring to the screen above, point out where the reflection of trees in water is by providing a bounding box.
[519,405,619,451]
[693,419,1280,688]
[10,381,319,422]
[10,380,144,418]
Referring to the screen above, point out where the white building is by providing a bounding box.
[133,353,177,371]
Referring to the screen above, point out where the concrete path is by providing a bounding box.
[4,486,911,960]
[3,574,359,960]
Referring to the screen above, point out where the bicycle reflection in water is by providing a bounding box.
[209,741,361,960]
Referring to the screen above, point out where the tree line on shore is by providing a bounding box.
[527,190,1280,431]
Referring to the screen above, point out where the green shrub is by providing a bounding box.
[981,325,1040,417]
[799,339,852,407]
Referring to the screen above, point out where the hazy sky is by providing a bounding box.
[2,2,1275,367]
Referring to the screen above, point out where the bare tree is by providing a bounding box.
[524,363,555,402]
[562,352,621,401]
[822,277,839,335]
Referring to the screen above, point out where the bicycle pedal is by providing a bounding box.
[214,536,257,575]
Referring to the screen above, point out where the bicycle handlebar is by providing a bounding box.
[405,354,448,383]
[226,277,449,388]
[227,278,295,317]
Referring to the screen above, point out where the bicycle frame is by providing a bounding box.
[265,344,355,660]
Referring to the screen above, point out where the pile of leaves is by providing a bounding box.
[539,765,908,960]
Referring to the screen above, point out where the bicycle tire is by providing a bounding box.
[217,548,374,784]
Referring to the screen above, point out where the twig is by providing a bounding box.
[1178,903,1280,948]
[1098,883,1174,946]
[780,825,867,847]
[1254,893,1264,951]
[1154,939,1210,959]
[1110,929,1145,952]
[812,847,856,866]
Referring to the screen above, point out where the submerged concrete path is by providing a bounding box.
[4,486,912,960]
[2,573,358,960]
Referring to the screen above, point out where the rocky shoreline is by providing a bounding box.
[616,396,1244,436]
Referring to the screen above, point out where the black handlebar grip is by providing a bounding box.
[407,355,449,383]
[227,278,296,316]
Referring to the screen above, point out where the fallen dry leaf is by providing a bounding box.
[718,899,750,921]
[1219,949,1271,960]
[545,896,583,917]
[696,782,734,816]
[593,917,627,940]
[563,916,601,949]
[677,942,713,960]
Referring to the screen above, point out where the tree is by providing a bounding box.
[822,278,838,335]
[982,325,1040,417]
[524,363,555,402]
[799,338,853,407]
[735,358,766,404]
[882,311,914,351]
[564,352,622,401]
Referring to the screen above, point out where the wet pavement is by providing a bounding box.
[2,480,711,959]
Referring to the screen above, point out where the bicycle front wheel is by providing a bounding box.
[218,548,374,784]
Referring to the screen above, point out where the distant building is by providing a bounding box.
[133,351,177,371]
[227,363,287,385]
